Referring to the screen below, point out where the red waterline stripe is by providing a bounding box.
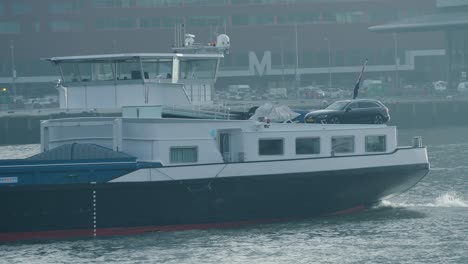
[331,205,367,216]
[0,219,277,242]
[0,205,367,242]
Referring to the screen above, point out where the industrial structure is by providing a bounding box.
[370,0,468,90]
[0,0,446,96]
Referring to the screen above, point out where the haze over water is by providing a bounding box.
[0,126,467,264]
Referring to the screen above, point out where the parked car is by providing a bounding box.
[227,92,243,101]
[299,86,325,99]
[323,88,344,99]
[304,99,390,124]
[362,80,385,97]
[433,81,447,93]
[458,82,468,94]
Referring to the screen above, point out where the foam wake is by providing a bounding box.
[433,192,468,207]
[378,192,468,208]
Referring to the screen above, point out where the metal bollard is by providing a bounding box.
[412,136,422,148]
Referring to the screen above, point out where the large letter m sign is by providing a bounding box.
[249,51,271,77]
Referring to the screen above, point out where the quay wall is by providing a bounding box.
[385,100,468,127]
[1,99,468,146]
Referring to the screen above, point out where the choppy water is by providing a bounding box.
[1,126,468,264]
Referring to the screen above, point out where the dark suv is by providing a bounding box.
[304,99,390,124]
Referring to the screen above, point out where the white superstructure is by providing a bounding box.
[45,34,231,110]
[40,117,428,183]
[47,53,223,109]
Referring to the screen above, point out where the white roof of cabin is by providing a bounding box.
[46,53,224,62]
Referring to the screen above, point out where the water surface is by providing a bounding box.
[0,126,467,264]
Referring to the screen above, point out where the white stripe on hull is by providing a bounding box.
[110,148,428,183]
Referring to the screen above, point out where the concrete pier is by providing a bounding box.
[384,99,468,127]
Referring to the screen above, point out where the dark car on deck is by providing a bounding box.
[304,99,390,124]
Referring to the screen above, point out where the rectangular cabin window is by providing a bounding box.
[170,147,198,163]
[60,62,114,83]
[179,59,217,80]
[115,60,141,80]
[331,136,354,154]
[141,59,173,80]
[60,62,80,82]
[296,137,320,155]
[366,135,386,152]
[91,62,114,81]
[259,139,284,156]
[78,62,92,82]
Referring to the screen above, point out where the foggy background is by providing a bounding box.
[0,0,467,107]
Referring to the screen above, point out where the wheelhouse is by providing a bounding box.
[46,53,223,108]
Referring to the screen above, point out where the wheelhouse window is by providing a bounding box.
[78,62,92,81]
[60,62,78,82]
[59,61,115,82]
[296,137,320,155]
[57,58,176,83]
[170,147,198,163]
[179,59,217,80]
[332,136,354,153]
[115,60,142,80]
[91,62,114,81]
[259,139,284,156]
[366,135,386,152]
[141,58,173,80]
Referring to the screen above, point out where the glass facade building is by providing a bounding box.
[370,0,468,89]
[0,0,443,93]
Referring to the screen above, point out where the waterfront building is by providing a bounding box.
[0,0,442,96]
[370,0,468,90]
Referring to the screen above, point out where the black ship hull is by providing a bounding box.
[0,163,428,242]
